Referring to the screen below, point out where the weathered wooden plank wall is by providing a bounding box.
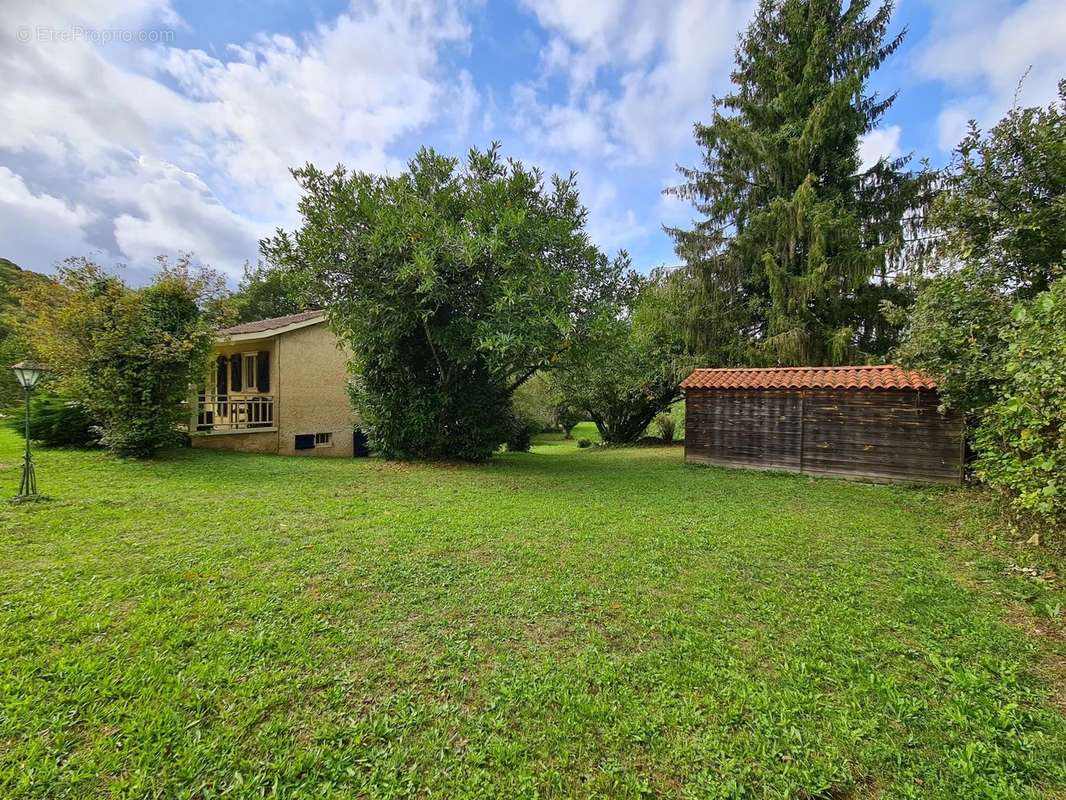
[685,390,803,472]
[684,388,964,485]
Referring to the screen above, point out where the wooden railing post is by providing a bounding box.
[188,386,199,433]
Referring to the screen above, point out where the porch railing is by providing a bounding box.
[195,394,274,432]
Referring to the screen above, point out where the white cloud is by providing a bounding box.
[505,0,754,270]
[0,167,96,270]
[583,179,650,253]
[0,0,475,278]
[151,2,471,214]
[859,125,903,170]
[99,157,263,273]
[515,0,754,163]
[934,105,976,153]
[3,0,182,29]
[521,1,625,53]
[918,0,1066,149]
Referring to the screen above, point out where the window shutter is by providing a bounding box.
[230,353,242,392]
[215,356,228,395]
[257,351,270,393]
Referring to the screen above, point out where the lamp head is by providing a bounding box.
[11,361,47,390]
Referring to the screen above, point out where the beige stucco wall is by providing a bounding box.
[192,430,279,454]
[275,323,357,457]
[190,321,358,457]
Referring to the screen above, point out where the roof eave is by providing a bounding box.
[216,315,326,344]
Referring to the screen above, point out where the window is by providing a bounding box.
[314,432,333,447]
[241,352,258,392]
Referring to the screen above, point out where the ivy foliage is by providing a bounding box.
[262,145,631,461]
[20,256,220,457]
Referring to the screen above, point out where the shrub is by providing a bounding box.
[552,270,686,444]
[20,256,219,458]
[890,266,1013,418]
[6,394,99,448]
[577,438,592,449]
[974,280,1066,530]
[654,413,676,442]
[505,412,535,453]
[511,374,557,433]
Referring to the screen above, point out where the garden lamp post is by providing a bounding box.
[11,361,46,501]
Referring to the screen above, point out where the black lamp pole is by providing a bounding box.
[19,382,36,497]
[11,361,46,501]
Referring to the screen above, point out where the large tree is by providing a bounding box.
[551,270,689,444]
[262,145,631,462]
[669,0,928,366]
[230,261,307,323]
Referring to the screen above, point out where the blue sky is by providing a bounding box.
[2,0,1064,283]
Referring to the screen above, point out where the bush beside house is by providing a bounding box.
[20,257,220,458]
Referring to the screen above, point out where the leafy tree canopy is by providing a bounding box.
[230,261,314,324]
[20,255,223,457]
[892,83,1066,417]
[931,81,1066,300]
[552,270,690,444]
[669,0,929,366]
[262,144,632,461]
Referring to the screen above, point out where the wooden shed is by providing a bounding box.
[681,365,965,485]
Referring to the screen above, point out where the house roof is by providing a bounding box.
[218,310,326,340]
[680,365,938,391]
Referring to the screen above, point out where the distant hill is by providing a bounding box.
[0,257,49,291]
[1,259,55,407]
[0,257,24,288]
[0,256,52,347]
[0,258,51,326]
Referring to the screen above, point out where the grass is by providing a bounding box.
[1,423,1064,799]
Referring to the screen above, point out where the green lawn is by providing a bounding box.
[1,424,1064,799]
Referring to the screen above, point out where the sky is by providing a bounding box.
[1,0,1064,284]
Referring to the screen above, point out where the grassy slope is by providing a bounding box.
[1,424,1064,799]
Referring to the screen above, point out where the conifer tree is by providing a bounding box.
[669,0,928,365]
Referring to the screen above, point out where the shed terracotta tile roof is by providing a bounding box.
[680,365,937,391]
[219,309,325,336]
